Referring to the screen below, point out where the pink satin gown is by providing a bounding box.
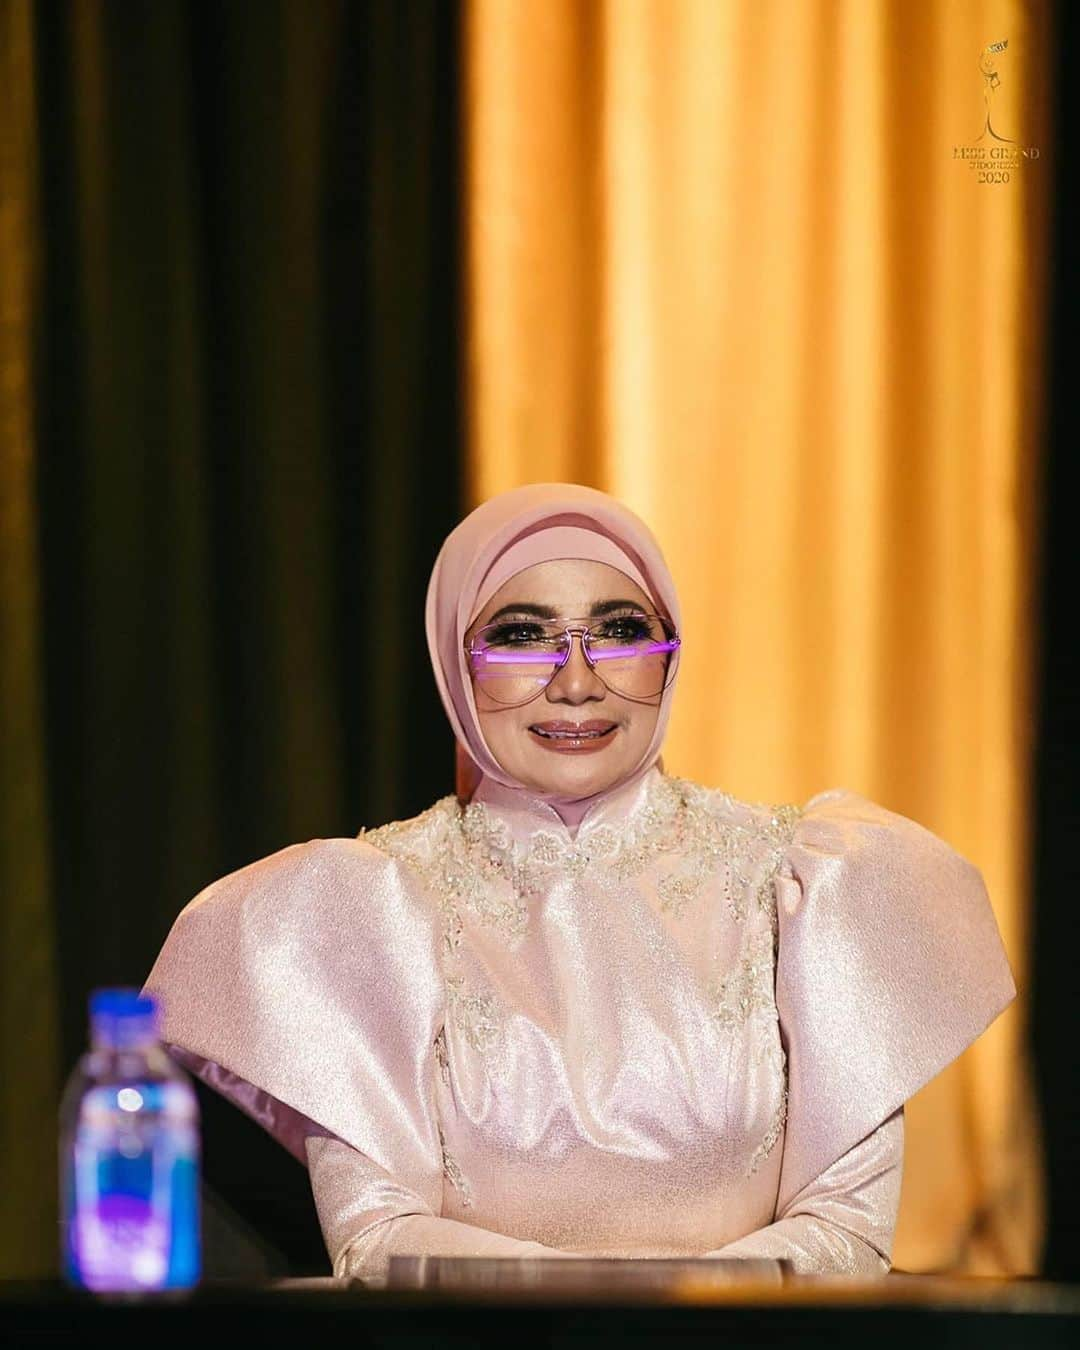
[142,765,1015,1284]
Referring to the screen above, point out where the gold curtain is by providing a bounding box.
[0,0,61,1280]
[463,0,1049,1274]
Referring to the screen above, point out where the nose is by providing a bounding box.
[544,630,605,703]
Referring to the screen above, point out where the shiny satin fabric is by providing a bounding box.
[303,1103,904,1281]
[140,766,1015,1276]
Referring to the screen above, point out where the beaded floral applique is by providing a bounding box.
[709,924,776,1031]
[433,1026,451,1088]
[707,914,789,1176]
[359,773,802,948]
[654,783,802,923]
[359,796,527,953]
[437,1122,473,1207]
[363,773,798,1182]
[748,1057,788,1176]
[446,974,501,1055]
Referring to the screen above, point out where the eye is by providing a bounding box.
[484,622,548,645]
[596,615,652,640]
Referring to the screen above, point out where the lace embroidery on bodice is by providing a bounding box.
[358,772,802,1195]
[710,921,789,1175]
[358,772,802,950]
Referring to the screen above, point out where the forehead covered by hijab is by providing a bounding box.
[467,525,658,627]
[425,482,682,802]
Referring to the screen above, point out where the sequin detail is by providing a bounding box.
[359,797,528,951]
[709,926,776,1031]
[748,1061,788,1176]
[656,787,800,923]
[433,1026,451,1088]
[438,1123,473,1207]
[360,773,802,945]
[447,975,500,1054]
[708,914,788,1176]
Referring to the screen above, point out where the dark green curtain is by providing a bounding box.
[2,0,463,1279]
[1,0,62,1291]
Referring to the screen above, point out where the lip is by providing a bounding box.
[528,721,619,755]
[530,720,617,733]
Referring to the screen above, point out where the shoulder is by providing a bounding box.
[769,785,1011,997]
[178,834,393,922]
[357,792,462,864]
[647,771,969,865]
[171,796,462,938]
[148,815,455,1031]
[659,775,983,878]
[656,770,804,850]
[653,775,993,916]
[780,785,985,890]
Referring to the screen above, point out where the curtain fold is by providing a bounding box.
[2,0,464,1278]
[0,0,61,1283]
[463,0,1050,1273]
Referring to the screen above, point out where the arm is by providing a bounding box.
[304,1134,583,1286]
[705,1106,904,1275]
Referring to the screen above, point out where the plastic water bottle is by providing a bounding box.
[58,988,201,1293]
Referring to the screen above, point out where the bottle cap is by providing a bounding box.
[89,987,161,1049]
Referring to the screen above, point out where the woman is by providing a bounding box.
[141,482,1016,1284]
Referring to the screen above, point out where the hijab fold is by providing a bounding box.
[425,483,682,827]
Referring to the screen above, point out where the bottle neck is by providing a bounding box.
[90,1014,158,1052]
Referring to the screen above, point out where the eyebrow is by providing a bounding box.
[482,599,647,624]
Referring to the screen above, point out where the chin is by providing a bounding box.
[490,726,642,794]
[540,759,625,791]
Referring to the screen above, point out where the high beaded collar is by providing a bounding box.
[468,762,664,849]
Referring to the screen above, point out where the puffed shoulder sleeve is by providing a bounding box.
[772,788,1017,1216]
[140,837,446,1210]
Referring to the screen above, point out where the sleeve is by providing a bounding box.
[706,1106,904,1275]
[767,788,1016,1220]
[303,1133,583,1285]
[140,837,586,1279]
[141,837,446,1183]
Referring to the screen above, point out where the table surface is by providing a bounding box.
[3,1269,1079,1348]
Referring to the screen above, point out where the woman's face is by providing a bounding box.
[463,559,663,800]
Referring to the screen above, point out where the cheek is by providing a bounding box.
[477,710,517,754]
[628,707,660,743]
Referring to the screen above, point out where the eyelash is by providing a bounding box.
[487,614,649,642]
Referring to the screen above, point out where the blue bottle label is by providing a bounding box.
[64,1084,200,1291]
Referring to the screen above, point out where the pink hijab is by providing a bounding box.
[424,482,682,828]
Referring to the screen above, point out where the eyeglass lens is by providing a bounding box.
[467,614,679,706]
